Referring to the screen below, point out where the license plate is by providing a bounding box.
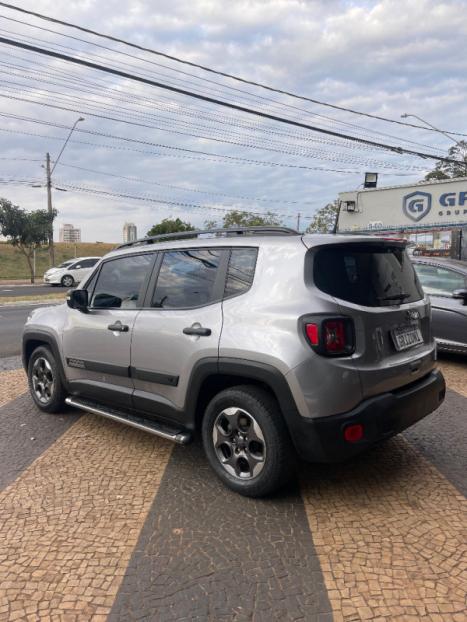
[391,325,423,351]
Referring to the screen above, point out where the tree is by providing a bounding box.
[203,219,218,230]
[0,199,56,283]
[424,140,467,181]
[306,200,339,233]
[147,217,195,236]
[222,210,281,228]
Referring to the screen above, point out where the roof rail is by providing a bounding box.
[117,226,299,249]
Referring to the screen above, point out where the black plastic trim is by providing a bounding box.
[22,330,69,389]
[130,367,179,387]
[68,380,133,409]
[66,358,130,377]
[289,369,446,462]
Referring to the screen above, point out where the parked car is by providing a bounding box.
[24,227,445,497]
[43,257,101,287]
[412,257,467,354]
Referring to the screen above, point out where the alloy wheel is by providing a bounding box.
[212,407,266,480]
[31,356,55,404]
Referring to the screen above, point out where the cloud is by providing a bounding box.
[0,0,465,242]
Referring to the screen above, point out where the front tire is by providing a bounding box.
[202,385,295,497]
[61,274,74,287]
[28,346,67,413]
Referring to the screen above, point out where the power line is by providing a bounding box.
[54,162,317,205]
[0,35,460,166]
[1,57,415,153]
[0,109,428,172]
[2,79,397,164]
[1,41,444,154]
[0,60,442,155]
[3,74,403,162]
[1,1,465,137]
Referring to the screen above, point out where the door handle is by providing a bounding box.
[108,321,129,332]
[183,326,212,336]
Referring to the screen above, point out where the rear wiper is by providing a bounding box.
[378,293,411,302]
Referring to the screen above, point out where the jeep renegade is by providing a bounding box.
[23,227,446,497]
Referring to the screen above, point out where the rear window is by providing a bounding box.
[314,244,424,306]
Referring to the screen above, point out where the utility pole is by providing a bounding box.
[43,117,84,268]
[46,152,54,267]
[296,212,301,232]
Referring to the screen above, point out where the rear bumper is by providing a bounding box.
[290,369,446,462]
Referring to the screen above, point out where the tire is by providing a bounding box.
[202,385,295,497]
[61,274,74,288]
[28,346,67,413]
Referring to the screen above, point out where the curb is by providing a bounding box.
[0,299,65,308]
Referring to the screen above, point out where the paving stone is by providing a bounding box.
[109,441,331,622]
[0,393,80,491]
[0,368,27,407]
[0,414,172,620]
[301,432,467,621]
[0,355,22,372]
[438,355,467,398]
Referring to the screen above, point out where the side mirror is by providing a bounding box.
[67,289,88,312]
[452,288,467,305]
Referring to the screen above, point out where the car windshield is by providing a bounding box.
[57,261,74,268]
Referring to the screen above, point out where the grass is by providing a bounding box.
[0,242,115,280]
[0,292,67,304]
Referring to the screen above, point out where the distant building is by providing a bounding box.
[123,222,137,243]
[59,223,81,243]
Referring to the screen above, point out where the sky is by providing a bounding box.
[0,0,466,243]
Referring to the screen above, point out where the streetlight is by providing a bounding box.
[400,113,458,144]
[402,113,466,259]
[46,116,84,266]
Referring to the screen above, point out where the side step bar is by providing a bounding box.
[65,396,191,444]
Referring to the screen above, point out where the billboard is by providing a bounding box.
[338,177,467,233]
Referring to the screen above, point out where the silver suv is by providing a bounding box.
[23,227,445,497]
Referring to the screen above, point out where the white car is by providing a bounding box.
[43,257,101,287]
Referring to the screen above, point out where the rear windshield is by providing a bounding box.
[314,244,424,306]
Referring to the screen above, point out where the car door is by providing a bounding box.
[130,247,226,425]
[62,252,155,408]
[72,258,99,284]
[413,262,467,344]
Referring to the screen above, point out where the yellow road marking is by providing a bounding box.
[301,437,467,621]
[0,415,172,620]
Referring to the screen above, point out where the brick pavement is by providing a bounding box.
[0,359,464,621]
[301,434,467,622]
[0,368,27,408]
[437,355,467,398]
[0,415,172,621]
[109,442,331,622]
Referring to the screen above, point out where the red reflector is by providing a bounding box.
[344,424,363,443]
[323,320,346,353]
[305,323,319,346]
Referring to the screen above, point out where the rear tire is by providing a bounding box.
[202,385,295,497]
[28,346,67,413]
[61,274,74,287]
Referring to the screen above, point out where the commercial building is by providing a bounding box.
[59,223,81,243]
[337,177,467,259]
[123,222,137,243]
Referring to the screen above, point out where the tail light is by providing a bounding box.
[304,316,355,356]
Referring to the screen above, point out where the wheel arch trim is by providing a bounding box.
[22,330,69,389]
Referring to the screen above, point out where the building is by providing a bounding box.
[123,222,137,243]
[59,223,81,243]
[337,177,467,259]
